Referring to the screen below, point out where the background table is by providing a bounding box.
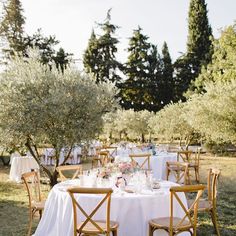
[34,179,189,236]
[9,156,39,182]
[115,150,178,180]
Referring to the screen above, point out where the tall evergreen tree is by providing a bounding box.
[160,41,174,105]
[173,0,213,101]
[120,27,162,112]
[83,9,121,84]
[187,0,213,74]
[83,30,101,81]
[0,0,25,58]
[53,47,72,73]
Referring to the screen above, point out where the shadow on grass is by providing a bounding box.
[0,199,40,236]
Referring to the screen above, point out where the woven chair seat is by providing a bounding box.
[149,217,191,230]
[77,220,119,234]
[32,200,45,210]
[188,199,212,211]
[188,163,198,168]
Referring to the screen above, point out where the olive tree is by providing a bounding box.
[0,50,117,186]
[185,79,236,145]
[148,102,196,147]
[102,109,153,142]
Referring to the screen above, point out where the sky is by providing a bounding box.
[19,0,236,68]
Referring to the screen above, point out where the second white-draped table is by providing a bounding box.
[9,156,39,182]
[115,150,178,180]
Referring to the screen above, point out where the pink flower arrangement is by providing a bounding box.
[118,162,135,174]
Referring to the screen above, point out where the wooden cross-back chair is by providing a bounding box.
[102,146,118,159]
[187,147,202,183]
[21,170,45,236]
[177,149,202,183]
[56,164,83,182]
[67,187,119,236]
[188,168,221,236]
[177,150,193,162]
[129,153,152,170]
[149,185,205,236]
[92,148,111,168]
[166,162,190,185]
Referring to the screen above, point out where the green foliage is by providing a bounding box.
[187,0,213,73]
[83,9,121,84]
[0,49,117,185]
[192,24,236,94]
[0,0,25,58]
[102,109,153,142]
[0,1,72,68]
[174,0,213,100]
[160,41,174,104]
[120,27,162,112]
[148,102,196,146]
[185,79,236,145]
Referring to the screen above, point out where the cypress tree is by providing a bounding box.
[187,0,213,75]
[173,0,213,101]
[120,27,162,112]
[83,29,101,82]
[160,41,174,105]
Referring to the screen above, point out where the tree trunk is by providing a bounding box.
[141,133,145,143]
[50,170,59,187]
[25,138,59,187]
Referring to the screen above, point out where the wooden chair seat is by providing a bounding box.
[32,200,45,210]
[149,185,205,236]
[188,163,198,168]
[149,217,191,230]
[188,198,212,211]
[166,162,190,185]
[77,220,119,234]
[168,166,186,171]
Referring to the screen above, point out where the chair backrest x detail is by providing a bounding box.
[207,168,221,207]
[169,185,205,236]
[21,170,42,208]
[67,187,113,236]
[166,161,189,185]
[56,165,82,181]
[129,153,152,170]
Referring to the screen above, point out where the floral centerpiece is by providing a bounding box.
[98,161,138,179]
[118,161,136,174]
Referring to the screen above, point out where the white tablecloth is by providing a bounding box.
[9,156,39,182]
[115,151,178,180]
[42,147,82,165]
[34,180,189,236]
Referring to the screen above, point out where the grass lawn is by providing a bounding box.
[0,155,235,236]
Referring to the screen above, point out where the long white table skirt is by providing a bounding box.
[9,156,39,182]
[34,180,190,236]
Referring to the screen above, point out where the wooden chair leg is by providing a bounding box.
[210,209,220,236]
[149,224,153,236]
[112,229,118,236]
[195,167,200,183]
[39,209,42,219]
[27,210,33,236]
[166,169,169,181]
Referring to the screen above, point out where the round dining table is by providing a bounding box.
[115,149,178,181]
[34,179,189,236]
[9,156,39,182]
